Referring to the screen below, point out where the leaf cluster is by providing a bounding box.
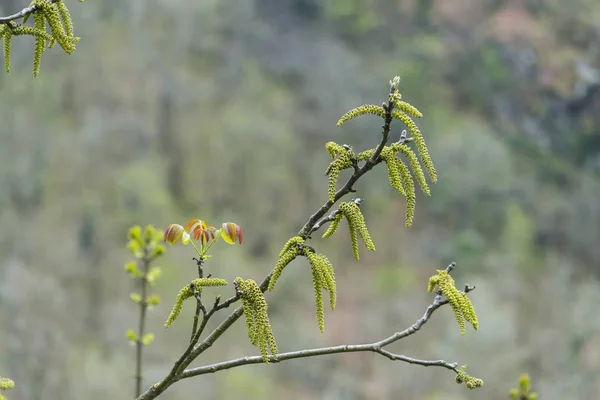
[0,0,83,76]
[236,277,278,363]
[509,374,538,400]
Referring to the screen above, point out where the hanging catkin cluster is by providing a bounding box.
[428,270,478,335]
[268,236,304,291]
[0,0,83,76]
[322,201,375,260]
[379,141,433,227]
[303,249,337,333]
[455,365,484,390]
[324,142,356,202]
[235,277,278,363]
[333,82,437,227]
[164,278,228,328]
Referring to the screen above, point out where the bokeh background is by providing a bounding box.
[1,0,600,399]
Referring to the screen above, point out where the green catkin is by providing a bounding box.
[428,270,478,335]
[3,30,11,73]
[343,202,375,251]
[395,144,430,195]
[336,104,386,126]
[357,148,375,161]
[56,0,74,37]
[455,366,484,390]
[312,268,325,332]
[395,101,423,118]
[325,151,354,202]
[0,377,15,390]
[380,147,406,196]
[164,278,227,328]
[236,278,278,363]
[305,251,336,310]
[269,246,300,291]
[322,213,343,238]
[36,0,79,54]
[164,285,194,328]
[33,12,46,76]
[348,222,360,260]
[278,236,304,258]
[319,254,336,310]
[396,158,416,227]
[392,110,437,183]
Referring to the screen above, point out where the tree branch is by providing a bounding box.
[0,0,60,24]
[179,276,469,379]
[136,87,446,400]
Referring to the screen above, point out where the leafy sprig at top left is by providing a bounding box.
[0,0,84,77]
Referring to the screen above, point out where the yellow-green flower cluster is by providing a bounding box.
[0,376,14,400]
[332,85,437,229]
[393,143,430,196]
[1,0,82,76]
[324,201,375,260]
[395,101,423,118]
[164,278,228,328]
[380,146,408,197]
[378,141,435,228]
[509,374,538,400]
[304,250,336,333]
[428,270,478,335]
[268,236,304,291]
[391,110,437,184]
[336,105,386,126]
[455,365,483,390]
[324,142,355,202]
[235,277,278,363]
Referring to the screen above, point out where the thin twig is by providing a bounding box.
[189,258,206,341]
[0,0,59,24]
[134,248,151,397]
[179,281,469,379]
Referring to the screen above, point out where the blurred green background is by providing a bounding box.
[1,0,600,399]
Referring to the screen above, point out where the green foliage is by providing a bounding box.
[509,374,538,400]
[304,249,337,333]
[130,293,142,304]
[124,225,165,353]
[0,0,84,76]
[141,333,155,346]
[455,365,483,390]
[428,270,478,335]
[126,329,138,344]
[235,277,278,363]
[164,277,228,328]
